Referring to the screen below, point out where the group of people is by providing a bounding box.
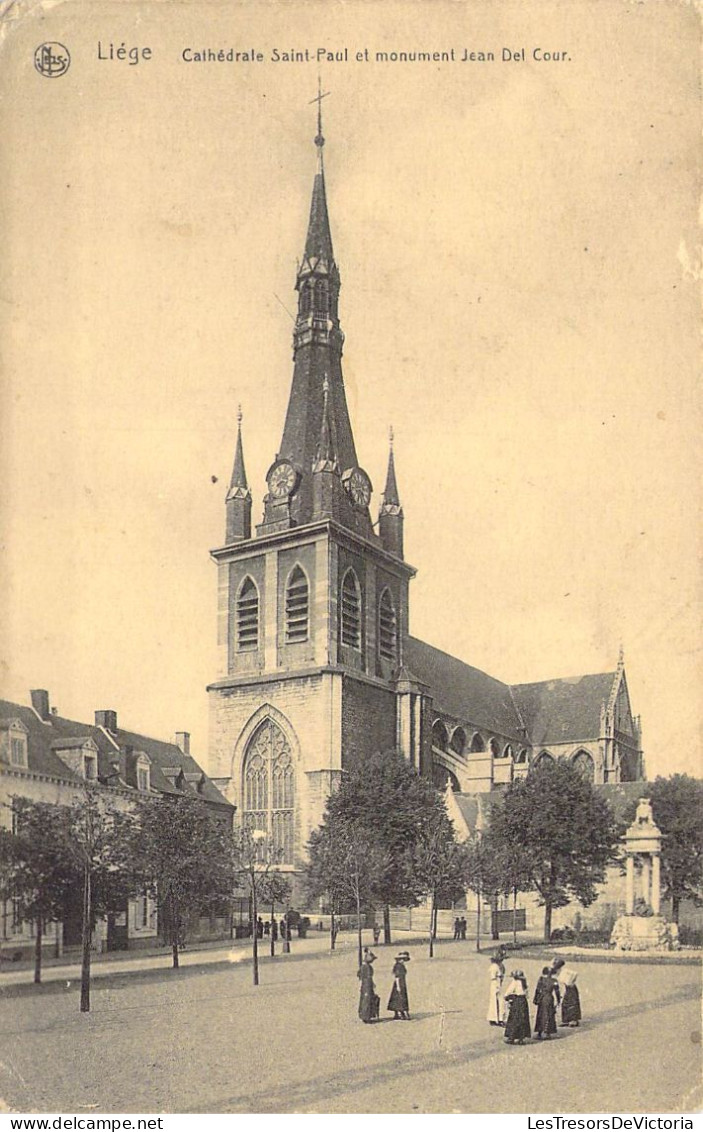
[254,917,287,940]
[488,949,582,1045]
[358,947,411,1023]
[453,917,468,940]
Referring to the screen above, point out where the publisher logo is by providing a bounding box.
[34,42,71,78]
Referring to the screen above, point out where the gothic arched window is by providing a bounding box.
[572,749,595,783]
[470,732,485,753]
[533,750,555,769]
[243,720,295,865]
[378,588,397,663]
[285,566,309,643]
[236,576,259,652]
[503,744,514,760]
[340,569,362,649]
[300,283,312,316]
[516,748,529,764]
[314,279,327,314]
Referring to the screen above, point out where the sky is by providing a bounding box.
[1,0,700,780]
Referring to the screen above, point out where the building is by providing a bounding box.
[0,689,233,958]
[206,115,644,895]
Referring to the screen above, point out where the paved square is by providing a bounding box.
[0,940,700,1113]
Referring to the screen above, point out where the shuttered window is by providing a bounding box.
[285,566,309,643]
[237,577,259,651]
[341,569,361,649]
[378,588,397,663]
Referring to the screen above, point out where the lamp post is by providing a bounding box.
[249,829,267,987]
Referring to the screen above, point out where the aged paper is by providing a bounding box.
[0,0,700,1118]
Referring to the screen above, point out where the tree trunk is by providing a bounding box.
[671,894,680,924]
[252,875,259,985]
[429,887,435,959]
[543,901,553,944]
[330,906,336,951]
[475,889,481,952]
[512,886,518,947]
[491,895,500,940]
[33,910,42,982]
[270,901,276,958]
[171,897,180,969]
[383,903,392,945]
[355,883,363,969]
[80,862,91,1013]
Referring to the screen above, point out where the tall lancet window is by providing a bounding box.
[285,566,309,643]
[243,720,295,865]
[378,588,397,663]
[313,279,327,315]
[340,569,361,649]
[236,576,259,652]
[300,282,312,316]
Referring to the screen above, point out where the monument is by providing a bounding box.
[610,798,679,951]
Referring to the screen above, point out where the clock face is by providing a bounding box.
[345,468,371,508]
[268,462,297,499]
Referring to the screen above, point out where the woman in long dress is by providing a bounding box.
[533,966,560,1039]
[503,970,531,1044]
[486,955,505,1026]
[387,952,411,1020]
[358,950,378,1023]
[552,958,581,1026]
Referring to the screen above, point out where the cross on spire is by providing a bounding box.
[309,76,330,149]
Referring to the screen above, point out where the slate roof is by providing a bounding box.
[0,696,232,811]
[451,781,646,837]
[405,637,525,740]
[511,672,616,746]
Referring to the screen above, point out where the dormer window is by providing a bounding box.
[1,719,29,769]
[51,736,99,781]
[136,754,150,792]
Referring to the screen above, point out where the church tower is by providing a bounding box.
[207,106,426,880]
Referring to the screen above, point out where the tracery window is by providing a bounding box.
[243,720,295,865]
[340,569,362,649]
[236,576,259,652]
[378,588,397,663]
[285,566,309,643]
[572,749,595,783]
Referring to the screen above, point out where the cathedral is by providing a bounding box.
[206,113,644,882]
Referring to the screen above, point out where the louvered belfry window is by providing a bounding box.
[341,569,361,649]
[243,720,295,865]
[285,566,309,643]
[237,576,259,651]
[378,588,397,662]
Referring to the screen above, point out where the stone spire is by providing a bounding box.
[225,406,252,542]
[379,427,404,558]
[258,99,374,540]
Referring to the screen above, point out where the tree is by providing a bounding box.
[413,810,467,958]
[320,749,453,943]
[129,794,234,971]
[462,832,506,951]
[624,775,703,923]
[65,786,142,1012]
[0,798,77,984]
[306,819,388,966]
[489,761,621,942]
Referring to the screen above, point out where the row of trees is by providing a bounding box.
[304,753,703,951]
[0,790,291,1009]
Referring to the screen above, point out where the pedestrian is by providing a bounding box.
[373,922,381,946]
[460,916,467,940]
[271,919,278,942]
[503,969,531,1044]
[551,957,581,1027]
[256,916,263,939]
[533,966,560,1039]
[387,951,411,1020]
[358,949,379,1024]
[263,920,270,937]
[487,954,505,1026]
[453,917,461,940]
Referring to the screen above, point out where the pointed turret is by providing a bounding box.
[225,407,252,542]
[379,427,404,558]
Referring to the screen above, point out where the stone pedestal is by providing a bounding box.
[610,914,680,952]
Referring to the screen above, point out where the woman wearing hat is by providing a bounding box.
[533,966,560,1039]
[503,970,531,1044]
[486,954,506,1026]
[387,951,411,1020]
[551,958,581,1026]
[358,949,379,1023]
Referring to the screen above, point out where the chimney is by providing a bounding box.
[31,689,50,720]
[95,709,118,733]
[175,731,190,755]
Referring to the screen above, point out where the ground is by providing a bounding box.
[0,935,700,1114]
